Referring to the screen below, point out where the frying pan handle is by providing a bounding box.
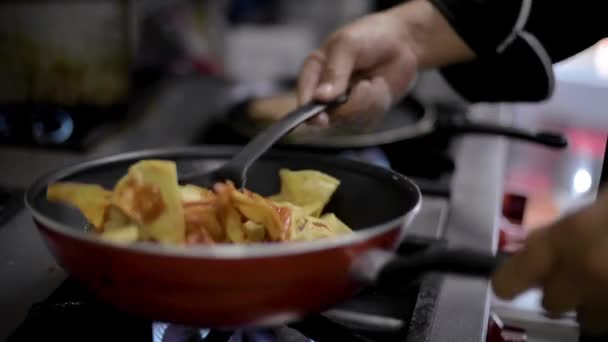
[442,118,568,149]
[354,247,510,288]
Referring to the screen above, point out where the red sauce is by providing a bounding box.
[275,206,292,240]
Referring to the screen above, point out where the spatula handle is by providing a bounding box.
[225,94,349,182]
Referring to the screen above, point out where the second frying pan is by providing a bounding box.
[222,80,567,149]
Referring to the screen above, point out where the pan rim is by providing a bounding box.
[25,146,422,259]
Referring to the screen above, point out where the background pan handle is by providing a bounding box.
[440,116,568,149]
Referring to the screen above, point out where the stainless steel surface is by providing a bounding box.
[407,196,448,239]
[428,103,510,342]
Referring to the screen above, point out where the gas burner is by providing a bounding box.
[152,314,402,342]
[0,71,165,152]
[0,104,129,151]
[154,324,313,342]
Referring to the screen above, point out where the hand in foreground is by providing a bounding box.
[492,188,608,335]
[297,0,475,129]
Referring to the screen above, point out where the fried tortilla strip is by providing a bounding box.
[271,201,307,241]
[223,205,245,243]
[231,188,290,241]
[181,183,218,243]
[180,184,214,204]
[184,203,217,245]
[214,182,246,243]
[186,227,215,245]
[184,203,224,242]
[270,169,340,217]
[243,221,266,242]
[320,213,353,235]
[112,160,185,244]
[47,182,112,230]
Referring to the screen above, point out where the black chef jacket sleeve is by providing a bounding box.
[427,0,608,103]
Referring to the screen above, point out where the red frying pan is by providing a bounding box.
[25,146,503,328]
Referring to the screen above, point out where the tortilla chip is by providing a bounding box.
[47,164,351,246]
[291,216,335,242]
[102,205,132,231]
[270,169,340,217]
[100,225,139,244]
[320,213,352,235]
[112,160,185,244]
[180,184,214,203]
[47,182,112,230]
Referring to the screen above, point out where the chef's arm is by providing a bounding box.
[428,0,608,102]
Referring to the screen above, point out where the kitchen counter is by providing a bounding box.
[0,76,508,341]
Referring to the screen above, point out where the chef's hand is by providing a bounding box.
[492,187,608,335]
[297,0,475,129]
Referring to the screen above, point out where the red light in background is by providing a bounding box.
[507,168,552,191]
[564,127,607,159]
